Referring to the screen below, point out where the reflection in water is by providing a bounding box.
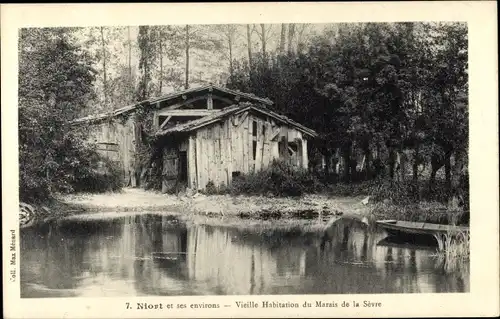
[20,214,469,298]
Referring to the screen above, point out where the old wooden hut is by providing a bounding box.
[73,85,317,192]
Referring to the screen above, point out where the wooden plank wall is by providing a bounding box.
[193,118,234,190]
[161,145,179,192]
[85,110,311,191]
[191,112,310,190]
[86,117,137,184]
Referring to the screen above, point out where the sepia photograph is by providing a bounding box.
[2,2,498,318]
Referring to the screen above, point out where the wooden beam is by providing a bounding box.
[212,95,234,105]
[236,112,249,128]
[152,111,159,129]
[163,94,233,111]
[270,128,281,141]
[157,109,218,117]
[159,116,172,129]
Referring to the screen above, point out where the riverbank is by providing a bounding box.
[59,187,369,219]
[20,188,370,230]
[21,188,370,235]
[22,186,468,231]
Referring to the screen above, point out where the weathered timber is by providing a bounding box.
[158,109,217,117]
[159,116,172,129]
[77,85,316,191]
[207,93,213,110]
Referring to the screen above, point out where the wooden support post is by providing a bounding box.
[188,135,197,189]
[152,111,159,129]
[195,134,203,190]
[226,120,233,186]
[255,121,263,172]
[207,93,213,110]
[281,126,289,163]
[243,116,250,173]
[302,138,308,169]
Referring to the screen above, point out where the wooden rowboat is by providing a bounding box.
[376,220,469,236]
[376,220,469,250]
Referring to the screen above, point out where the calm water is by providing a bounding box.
[20,213,469,297]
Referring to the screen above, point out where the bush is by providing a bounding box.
[325,180,378,197]
[19,123,124,203]
[229,159,323,197]
[204,180,220,195]
[70,155,123,194]
[368,179,451,204]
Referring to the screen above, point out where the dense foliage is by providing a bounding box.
[229,160,323,197]
[19,28,122,202]
[18,23,468,208]
[228,22,468,204]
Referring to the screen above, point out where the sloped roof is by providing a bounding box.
[155,103,317,138]
[72,85,273,125]
[149,84,274,106]
[72,102,142,124]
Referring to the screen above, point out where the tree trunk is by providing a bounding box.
[450,149,467,208]
[287,24,295,54]
[399,150,407,182]
[260,24,267,63]
[279,24,286,54]
[429,167,437,192]
[388,148,397,181]
[297,25,307,53]
[363,144,372,180]
[451,149,466,192]
[185,25,190,90]
[324,151,330,180]
[341,143,352,182]
[127,26,133,100]
[228,36,233,77]
[100,27,108,108]
[159,36,163,95]
[429,152,444,193]
[445,152,452,194]
[412,144,420,182]
[246,24,253,69]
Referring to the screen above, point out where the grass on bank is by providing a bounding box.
[435,230,470,272]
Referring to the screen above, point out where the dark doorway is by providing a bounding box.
[178,151,188,183]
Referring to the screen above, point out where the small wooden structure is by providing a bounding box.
[72,85,317,192]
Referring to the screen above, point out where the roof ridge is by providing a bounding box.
[155,102,317,138]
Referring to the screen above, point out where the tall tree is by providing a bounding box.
[255,24,274,64]
[279,24,287,54]
[246,24,254,69]
[127,26,133,96]
[99,27,109,106]
[181,25,223,88]
[213,24,240,78]
[287,23,296,54]
[184,25,190,89]
[137,25,157,100]
[18,27,98,200]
